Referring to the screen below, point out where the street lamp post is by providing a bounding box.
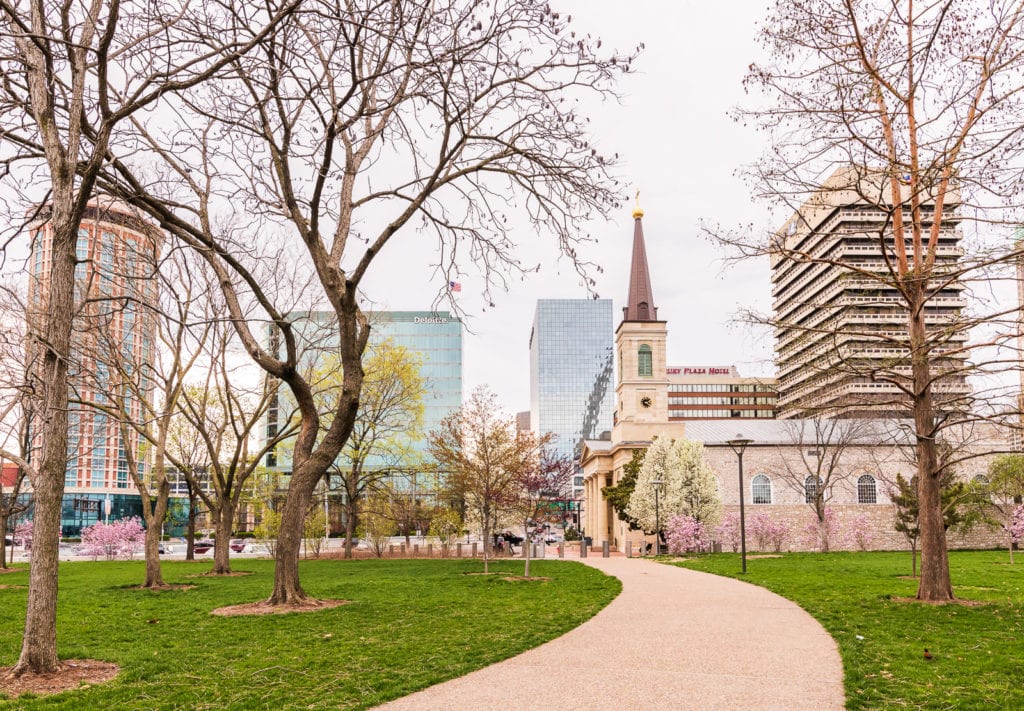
[651,479,664,555]
[726,434,754,574]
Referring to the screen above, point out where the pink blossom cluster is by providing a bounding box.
[13,520,33,547]
[80,517,145,561]
[665,514,707,554]
[845,513,874,551]
[750,513,791,553]
[714,512,742,552]
[803,507,841,551]
[1008,504,1024,544]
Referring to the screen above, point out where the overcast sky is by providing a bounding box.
[360,0,779,413]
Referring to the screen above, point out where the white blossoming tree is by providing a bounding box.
[626,436,723,538]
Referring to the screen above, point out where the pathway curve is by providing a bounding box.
[374,555,845,711]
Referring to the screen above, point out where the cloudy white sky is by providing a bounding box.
[360,0,779,412]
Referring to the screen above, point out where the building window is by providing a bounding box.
[638,344,652,376]
[857,474,877,504]
[804,475,822,504]
[752,474,772,504]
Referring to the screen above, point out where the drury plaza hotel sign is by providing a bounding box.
[666,366,735,376]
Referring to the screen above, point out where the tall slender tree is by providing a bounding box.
[0,0,296,673]
[716,0,1024,601]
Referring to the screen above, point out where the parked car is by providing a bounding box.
[193,540,215,554]
[230,539,246,553]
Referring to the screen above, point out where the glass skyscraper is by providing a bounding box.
[265,310,463,471]
[529,300,614,493]
[369,311,463,456]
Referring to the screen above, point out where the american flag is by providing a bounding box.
[449,280,461,292]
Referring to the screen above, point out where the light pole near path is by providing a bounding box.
[726,434,753,574]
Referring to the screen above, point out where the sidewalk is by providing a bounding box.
[374,555,845,710]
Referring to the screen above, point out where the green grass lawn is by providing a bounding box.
[0,558,619,709]
[673,550,1024,710]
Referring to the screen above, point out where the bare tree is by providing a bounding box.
[714,0,1024,601]
[0,0,297,673]
[97,0,635,604]
[0,293,32,569]
[175,318,295,575]
[777,418,869,551]
[73,246,210,588]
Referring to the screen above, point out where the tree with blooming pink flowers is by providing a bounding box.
[665,515,707,555]
[714,512,741,553]
[749,513,791,553]
[14,520,33,551]
[1008,505,1024,555]
[802,507,841,552]
[80,517,145,561]
[845,513,875,552]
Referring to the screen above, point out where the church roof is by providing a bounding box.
[681,419,912,446]
[622,210,658,322]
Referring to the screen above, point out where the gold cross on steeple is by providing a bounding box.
[632,189,644,219]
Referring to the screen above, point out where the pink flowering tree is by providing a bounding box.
[750,513,791,553]
[14,520,32,549]
[1008,505,1024,563]
[803,507,841,552]
[714,512,741,552]
[665,514,707,555]
[845,513,874,551]
[80,517,145,561]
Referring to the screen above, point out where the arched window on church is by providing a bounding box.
[638,344,653,376]
[751,474,772,504]
[804,475,823,504]
[857,474,877,504]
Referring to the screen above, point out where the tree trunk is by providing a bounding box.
[211,501,235,575]
[343,499,357,560]
[1008,528,1015,565]
[267,467,319,604]
[912,544,918,578]
[481,510,491,575]
[141,480,169,589]
[0,516,7,570]
[910,285,954,601]
[13,207,77,676]
[186,490,197,561]
[524,522,532,578]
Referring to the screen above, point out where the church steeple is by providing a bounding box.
[623,194,658,322]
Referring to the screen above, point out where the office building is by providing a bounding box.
[529,299,614,494]
[771,167,969,417]
[265,310,463,472]
[666,365,776,420]
[27,197,161,535]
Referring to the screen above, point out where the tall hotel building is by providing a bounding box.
[27,198,161,534]
[265,310,463,472]
[772,168,969,417]
[529,299,615,494]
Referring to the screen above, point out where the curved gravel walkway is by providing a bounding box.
[374,555,845,711]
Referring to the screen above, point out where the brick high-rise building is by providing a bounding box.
[27,197,161,534]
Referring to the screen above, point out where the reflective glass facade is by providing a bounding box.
[369,312,463,458]
[530,300,614,477]
[265,310,462,471]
